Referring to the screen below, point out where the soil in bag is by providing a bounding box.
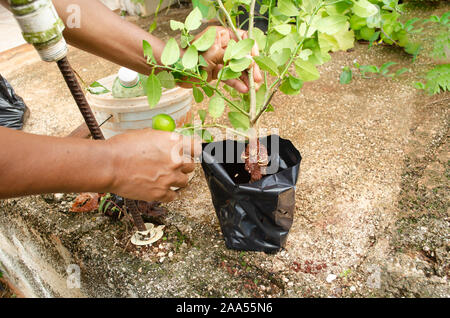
[201,135,302,253]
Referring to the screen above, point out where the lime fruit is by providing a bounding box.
[152,114,176,132]
[359,26,376,41]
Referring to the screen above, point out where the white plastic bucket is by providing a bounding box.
[86,75,193,139]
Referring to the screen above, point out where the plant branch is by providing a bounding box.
[177,124,249,138]
[217,0,243,41]
[251,3,323,126]
[248,0,257,127]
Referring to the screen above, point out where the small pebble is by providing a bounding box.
[326,274,337,283]
[350,286,356,292]
[287,282,294,287]
[168,252,173,258]
[159,257,165,263]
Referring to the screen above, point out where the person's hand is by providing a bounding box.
[180,26,263,93]
[105,129,200,202]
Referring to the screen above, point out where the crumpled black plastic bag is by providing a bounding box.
[0,74,29,130]
[201,135,302,253]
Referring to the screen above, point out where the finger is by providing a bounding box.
[224,79,248,93]
[180,161,196,174]
[253,62,263,84]
[171,173,190,188]
[160,190,177,203]
[240,72,250,89]
[180,135,202,158]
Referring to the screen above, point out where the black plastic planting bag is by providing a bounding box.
[201,135,302,253]
[0,74,29,130]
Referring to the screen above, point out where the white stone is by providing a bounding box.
[326,274,337,283]
[350,286,356,292]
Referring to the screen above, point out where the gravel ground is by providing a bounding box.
[0,2,448,298]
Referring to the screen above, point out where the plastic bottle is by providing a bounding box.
[112,67,147,98]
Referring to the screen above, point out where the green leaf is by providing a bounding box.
[294,59,320,82]
[271,48,291,67]
[269,33,297,55]
[254,56,279,76]
[193,86,204,103]
[161,38,180,66]
[340,66,352,84]
[198,109,206,124]
[289,76,303,90]
[197,129,214,142]
[255,84,267,114]
[170,20,185,31]
[253,28,267,52]
[395,68,410,77]
[209,96,225,118]
[182,45,199,69]
[87,81,110,95]
[143,40,155,63]
[146,74,162,108]
[156,71,175,89]
[278,0,299,17]
[228,112,250,130]
[148,20,157,33]
[218,67,242,80]
[185,7,202,31]
[380,62,397,75]
[193,27,217,52]
[229,57,252,72]
[315,15,348,35]
[298,49,313,61]
[280,76,302,95]
[202,85,214,97]
[353,0,379,18]
[274,24,292,35]
[227,39,255,61]
[181,34,195,49]
[198,55,209,68]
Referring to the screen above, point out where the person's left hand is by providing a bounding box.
[181,26,263,93]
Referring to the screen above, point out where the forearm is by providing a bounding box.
[53,0,166,75]
[0,0,168,75]
[0,127,113,199]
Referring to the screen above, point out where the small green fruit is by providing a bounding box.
[152,114,176,132]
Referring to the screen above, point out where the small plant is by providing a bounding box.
[142,0,396,180]
[340,60,409,83]
[415,64,450,95]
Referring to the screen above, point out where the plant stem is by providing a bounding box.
[247,0,257,129]
[177,124,249,138]
[251,3,322,125]
[217,0,243,41]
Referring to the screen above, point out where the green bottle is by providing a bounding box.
[112,67,147,98]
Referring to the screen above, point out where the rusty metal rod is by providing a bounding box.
[56,57,105,140]
[125,199,147,232]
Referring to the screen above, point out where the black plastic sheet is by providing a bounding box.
[0,74,29,130]
[201,135,302,253]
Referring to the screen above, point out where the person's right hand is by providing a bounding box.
[104,129,200,202]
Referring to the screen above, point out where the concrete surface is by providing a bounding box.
[0,5,25,53]
[0,4,448,297]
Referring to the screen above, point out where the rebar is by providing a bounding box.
[124,199,148,232]
[56,57,104,140]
